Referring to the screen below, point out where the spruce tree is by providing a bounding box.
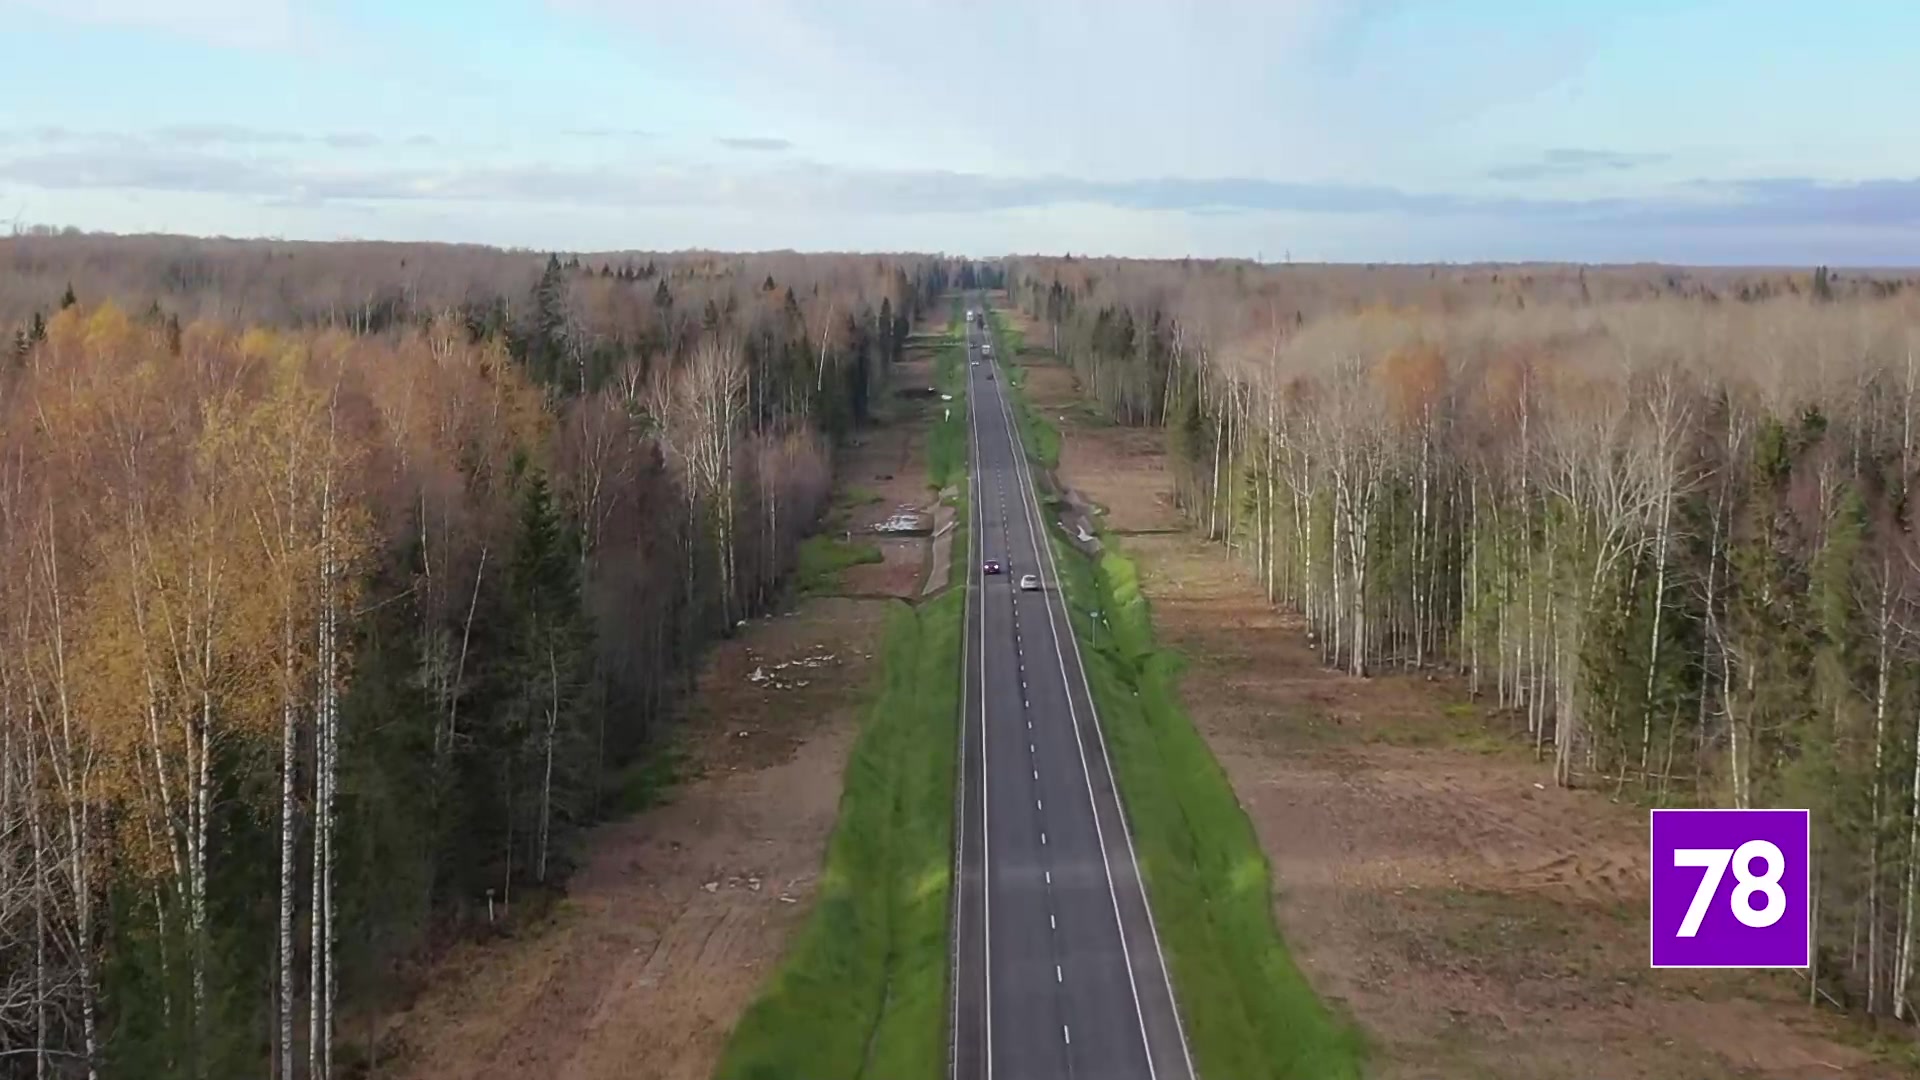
[506,472,593,883]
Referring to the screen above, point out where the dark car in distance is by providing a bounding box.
[983,560,1003,575]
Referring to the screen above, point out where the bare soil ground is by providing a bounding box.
[378,601,889,1080]
[1020,342,1913,1079]
[838,350,943,599]
[375,325,953,1080]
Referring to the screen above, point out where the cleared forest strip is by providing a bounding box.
[377,598,891,1080]
[713,593,963,1079]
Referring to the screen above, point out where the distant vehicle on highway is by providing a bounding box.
[986,373,994,381]
[981,344,992,356]
[983,559,1003,575]
[1018,574,1039,591]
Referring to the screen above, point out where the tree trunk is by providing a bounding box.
[538,640,558,884]
[1640,489,1672,778]
[1868,562,1891,1015]
[1895,670,1920,1020]
[279,607,299,1080]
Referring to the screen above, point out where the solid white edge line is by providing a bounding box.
[984,306,1160,1080]
[988,304,1200,1080]
[968,317,994,1080]
[948,318,971,1080]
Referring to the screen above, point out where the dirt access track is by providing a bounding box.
[989,295,1915,1080]
[376,323,956,1080]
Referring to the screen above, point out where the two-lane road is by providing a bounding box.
[951,304,1194,1080]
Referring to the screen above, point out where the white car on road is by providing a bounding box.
[1018,574,1040,591]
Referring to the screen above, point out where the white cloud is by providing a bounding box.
[552,0,1358,179]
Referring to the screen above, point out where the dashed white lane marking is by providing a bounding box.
[1050,914,1057,930]
[1055,965,1063,983]
[1029,743,1035,754]
[1063,1026,1071,1045]
[1041,832,1048,845]
[1036,798,1043,810]
[1032,770,1039,781]
[1045,871,1051,885]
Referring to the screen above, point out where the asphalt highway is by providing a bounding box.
[950,302,1195,1080]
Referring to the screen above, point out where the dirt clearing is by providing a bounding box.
[378,599,890,1080]
[1026,342,1912,1079]
[377,315,956,1080]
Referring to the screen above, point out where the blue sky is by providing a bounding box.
[2,0,1917,264]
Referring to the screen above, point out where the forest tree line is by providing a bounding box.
[0,235,966,1078]
[1010,256,1920,1027]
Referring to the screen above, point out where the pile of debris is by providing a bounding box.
[745,649,841,691]
[872,505,929,535]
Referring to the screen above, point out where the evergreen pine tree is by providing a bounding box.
[506,472,594,883]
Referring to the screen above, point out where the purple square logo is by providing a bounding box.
[1650,808,1809,968]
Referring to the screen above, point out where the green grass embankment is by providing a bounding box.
[794,535,884,595]
[926,332,969,491]
[1046,531,1366,1080]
